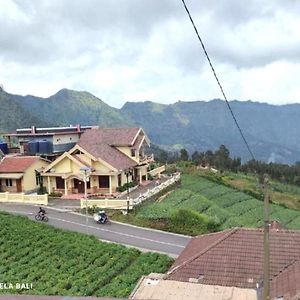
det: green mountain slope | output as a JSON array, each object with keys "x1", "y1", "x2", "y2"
[
  {"x1": 0, "y1": 88, "x2": 48, "y2": 133},
  {"x1": 121, "y1": 100, "x2": 300, "y2": 163},
  {"x1": 13, "y1": 88, "x2": 133, "y2": 127},
  {"x1": 2, "y1": 87, "x2": 300, "y2": 163}
]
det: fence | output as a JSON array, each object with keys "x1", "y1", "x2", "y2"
[
  {"x1": 80, "y1": 173, "x2": 180, "y2": 210},
  {"x1": 0, "y1": 192, "x2": 48, "y2": 205},
  {"x1": 80, "y1": 198, "x2": 133, "y2": 210},
  {"x1": 133, "y1": 172, "x2": 181, "y2": 205},
  {"x1": 148, "y1": 165, "x2": 166, "y2": 177}
]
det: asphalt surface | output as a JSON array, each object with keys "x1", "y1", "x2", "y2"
[{"x1": 0, "y1": 203, "x2": 190, "y2": 257}]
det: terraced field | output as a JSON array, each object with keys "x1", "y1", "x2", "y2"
[
  {"x1": 137, "y1": 174, "x2": 300, "y2": 230},
  {"x1": 0, "y1": 212, "x2": 173, "y2": 297}
]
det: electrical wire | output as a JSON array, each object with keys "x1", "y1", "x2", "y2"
[{"x1": 180, "y1": 0, "x2": 256, "y2": 161}]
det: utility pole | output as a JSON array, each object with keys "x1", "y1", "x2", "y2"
[{"x1": 263, "y1": 174, "x2": 270, "y2": 300}]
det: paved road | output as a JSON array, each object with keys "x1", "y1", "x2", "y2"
[{"x1": 0, "y1": 203, "x2": 190, "y2": 257}]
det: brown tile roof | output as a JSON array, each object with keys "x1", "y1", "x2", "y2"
[
  {"x1": 270, "y1": 259, "x2": 300, "y2": 300},
  {"x1": 167, "y1": 227, "x2": 300, "y2": 293},
  {"x1": 77, "y1": 128, "x2": 141, "y2": 170},
  {"x1": 0, "y1": 156, "x2": 40, "y2": 173},
  {"x1": 133, "y1": 132, "x2": 146, "y2": 149},
  {"x1": 79, "y1": 127, "x2": 141, "y2": 146}
]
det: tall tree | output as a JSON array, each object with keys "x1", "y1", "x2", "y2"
[{"x1": 180, "y1": 148, "x2": 189, "y2": 161}]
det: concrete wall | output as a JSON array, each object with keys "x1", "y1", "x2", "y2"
[
  {"x1": 53, "y1": 133, "x2": 80, "y2": 145},
  {"x1": 23, "y1": 159, "x2": 49, "y2": 192},
  {"x1": 116, "y1": 146, "x2": 139, "y2": 163}
]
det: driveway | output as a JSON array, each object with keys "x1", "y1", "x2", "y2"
[{"x1": 0, "y1": 203, "x2": 190, "y2": 257}]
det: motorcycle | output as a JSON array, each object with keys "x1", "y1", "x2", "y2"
[
  {"x1": 35, "y1": 213, "x2": 48, "y2": 222},
  {"x1": 93, "y1": 212, "x2": 110, "y2": 225}
]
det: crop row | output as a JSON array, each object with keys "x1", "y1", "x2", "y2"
[
  {"x1": 137, "y1": 173, "x2": 300, "y2": 231},
  {"x1": 0, "y1": 212, "x2": 173, "y2": 297}
]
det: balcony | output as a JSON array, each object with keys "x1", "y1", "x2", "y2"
[{"x1": 139, "y1": 153, "x2": 154, "y2": 164}]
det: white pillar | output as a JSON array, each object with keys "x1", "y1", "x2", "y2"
[
  {"x1": 47, "y1": 176, "x2": 51, "y2": 193},
  {"x1": 139, "y1": 169, "x2": 142, "y2": 184},
  {"x1": 109, "y1": 175, "x2": 112, "y2": 194},
  {"x1": 64, "y1": 178, "x2": 67, "y2": 195}
]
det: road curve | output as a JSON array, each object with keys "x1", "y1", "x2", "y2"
[{"x1": 0, "y1": 203, "x2": 190, "y2": 257}]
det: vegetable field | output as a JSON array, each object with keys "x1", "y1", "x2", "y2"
[
  {"x1": 0, "y1": 212, "x2": 173, "y2": 298},
  {"x1": 137, "y1": 174, "x2": 300, "y2": 230}
]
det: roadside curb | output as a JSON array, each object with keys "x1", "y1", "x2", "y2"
[
  {"x1": 70, "y1": 211, "x2": 191, "y2": 239},
  {"x1": 97, "y1": 238, "x2": 178, "y2": 258}
]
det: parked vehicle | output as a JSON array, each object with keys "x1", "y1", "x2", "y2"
[
  {"x1": 35, "y1": 213, "x2": 48, "y2": 222},
  {"x1": 93, "y1": 211, "x2": 110, "y2": 225}
]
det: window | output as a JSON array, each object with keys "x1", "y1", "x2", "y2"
[
  {"x1": 5, "y1": 179, "x2": 13, "y2": 187},
  {"x1": 118, "y1": 174, "x2": 122, "y2": 187},
  {"x1": 56, "y1": 177, "x2": 65, "y2": 189},
  {"x1": 131, "y1": 149, "x2": 136, "y2": 157}
]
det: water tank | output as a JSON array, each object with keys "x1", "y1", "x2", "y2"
[
  {"x1": 0, "y1": 142, "x2": 8, "y2": 154},
  {"x1": 28, "y1": 141, "x2": 39, "y2": 155},
  {"x1": 38, "y1": 140, "x2": 52, "y2": 154}
]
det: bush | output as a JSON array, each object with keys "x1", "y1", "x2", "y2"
[
  {"x1": 87, "y1": 205, "x2": 102, "y2": 215},
  {"x1": 116, "y1": 181, "x2": 137, "y2": 193},
  {"x1": 168, "y1": 209, "x2": 217, "y2": 235},
  {"x1": 49, "y1": 192, "x2": 63, "y2": 197},
  {"x1": 37, "y1": 186, "x2": 47, "y2": 195}
]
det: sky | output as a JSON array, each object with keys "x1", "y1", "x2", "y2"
[{"x1": 1, "y1": 0, "x2": 300, "y2": 108}]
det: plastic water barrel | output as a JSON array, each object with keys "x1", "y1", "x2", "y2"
[
  {"x1": 28, "y1": 141, "x2": 39, "y2": 155},
  {"x1": 0, "y1": 142, "x2": 8, "y2": 154}
]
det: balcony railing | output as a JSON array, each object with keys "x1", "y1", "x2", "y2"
[{"x1": 139, "y1": 154, "x2": 154, "y2": 164}]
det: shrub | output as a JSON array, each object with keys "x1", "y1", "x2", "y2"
[
  {"x1": 37, "y1": 186, "x2": 48, "y2": 195},
  {"x1": 116, "y1": 181, "x2": 137, "y2": 193},
  {"x1": 49, "y1": 192, "x2": 63, "y2": 197},
  {"x1": 168, "y1": 209, "x2": 215, "y2": 235}
]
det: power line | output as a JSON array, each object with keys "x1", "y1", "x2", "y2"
[{"x1": 180, "y1": 0, "x2": 256, "y2": 161}]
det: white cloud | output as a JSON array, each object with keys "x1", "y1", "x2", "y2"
[{"x1": 1, "y1": 0, "x2": 300, "y2": 106}]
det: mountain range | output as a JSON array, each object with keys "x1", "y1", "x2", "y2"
[{"x1": 0, "y1": 87, "x2": 299, "y2": 164}]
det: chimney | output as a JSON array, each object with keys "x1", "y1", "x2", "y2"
[
  {"x1": 77, "y1": 124, "x2": 81, "y2": 132},
  {"x1": 31, "y1": 126, "x2": 36, "y2": 134}
]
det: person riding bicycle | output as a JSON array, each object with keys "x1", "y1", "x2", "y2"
[{"x1": 38, "y1": 206, "x2": 46, "y2": 217}]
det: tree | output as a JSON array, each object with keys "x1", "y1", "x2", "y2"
[
  {"x1": 191, "y1": 151, "x2": 200, "y2": 164},
  {"x1": 214, "y1": 145, "x2": 231, "y2": 171},
  {"x1": 180, "y1": 148, "x2": 189, "y2": 161}
]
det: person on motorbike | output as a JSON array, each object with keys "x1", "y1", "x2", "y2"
[{"x1": 98, "y1": 210, "x2": 107, "y2": 223}]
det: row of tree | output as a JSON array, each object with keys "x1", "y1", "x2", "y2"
[{"x1": 151, "y1": 144, "x2": 300, "y2": 186}]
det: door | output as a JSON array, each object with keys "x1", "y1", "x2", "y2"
[
  {"x1": 74, "y1": 179, "x2": 85, "y2": 193},
  {"x1": 99, "y1": 176, "x2": 109, "y2": 188},
  {"x1": 16, "y1": 179, "x2": 22, "y2": 192}
]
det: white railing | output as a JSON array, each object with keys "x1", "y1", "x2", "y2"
[
  {"x1": 133, "y1": 173, "x2": 181, "y2": 205},
  {"x1": 0, "y1": 192, "x2": 48, "y2": 205},
  {"x1": 148, "y1": 165, "x2": 166, "y2": 177},
  {"x1": 139, "y1": 154, "x2": 154, "y2": 164},
  {"x1": 82, "y1": 173, "x2": 180, "y2": 210},
  {"x1": 80, "y1": 198, "x2": 133, "y2": 210}
]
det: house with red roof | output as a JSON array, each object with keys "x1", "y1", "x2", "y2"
[
  {"x1": 132, "y1": 223, "x2": 300, "y2": 300},
  {"x1": 42, "y1": 127, "x2": 154, "y2": 196},
  {"x1": 0, "y1": 156, "x2": 49, "y2": 193}
]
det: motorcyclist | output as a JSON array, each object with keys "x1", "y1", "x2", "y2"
[{"x1": 98, "y1": 210, "x2": 107, "y2": 223}]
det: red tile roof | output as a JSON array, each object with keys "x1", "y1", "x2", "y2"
[
  {"x1": 270, "y1": 259, "x2": 300, "y2": 300},
  {"x1": 77, "y1": 128, "x2": 142, "y2": 170},
  {"x1": 167, "y1": 226, "x2": 300, "y2": 298},
  {"x1": 0, "y1": 156, "x2": 40, "y2": 173},
  {"x1": 79, "y1": 127, "x2": 141, "y2": 146}
]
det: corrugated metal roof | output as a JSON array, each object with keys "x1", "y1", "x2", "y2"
[{"x1": 131, "y1": 274, "x2": 258, "y2": 300}]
